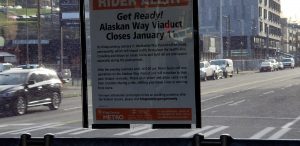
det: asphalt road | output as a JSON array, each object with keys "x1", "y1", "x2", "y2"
[{"x1": 0, "y1": 68, "x2": 300, "y2": 140}]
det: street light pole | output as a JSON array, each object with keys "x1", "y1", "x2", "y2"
[
  {"x1": 37, "y1": 0, "x2": 42, "y2": 65},
  {"x1": 238, "y1": 19, "x2": 244, "y2": 71},
  {"x1": 60, "y1": 26, "x2": 63, "y2": 71},
  {"x1": 266, "y1": 25, "x2": 269, "y2": 59},
  {"x1": 223, "y1": 15, "x2": 231, "y2": 58},
  {"x1": 219, "y1": 0, "x2": 223, "y2": 59},
  {"x1": 26, "y1": 0, "x2": 29, "y2": 64},
  {"x1": 240, "y1": 42, "x2": 243, "y2": 71}
]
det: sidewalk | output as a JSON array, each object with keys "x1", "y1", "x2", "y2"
[
  {"x1": 234, "y1": 70, "x2": 257, "y2": 75},
  {"x1": 62, "y1": 83, "x2": 82, "y2": 98}
]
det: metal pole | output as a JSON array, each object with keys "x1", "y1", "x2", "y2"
[
  {"x1": 223, "y1": 15, "x2": 230, "y2": 58},
  {"x1": 79, "y1": 0, "x2": 89, "y2": 128},
  {"x1": 240, "y1": 42, "x2": 243, "y2": 71},
  {"x1": 220, "y1": 0, "x2": 223, "y2": 59},
  {"x1": 227, "y1": 15, "x2": 231, "y2": 58},
  {"x1": 37, "y1": 0, "x2": 42, "y2": 65},
  {"x1": 60, "y1": 26, "x2": 63, "y2": 71},
  {"x1": 266, "y1": 25, "x2": 269, "y2": 59},
  {"x1": 26, "y1": 0, "x2": 29, "y2": 64}
]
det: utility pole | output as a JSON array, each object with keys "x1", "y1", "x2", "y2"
[
  {"x1": 266, "y1": 25, "x2": 269, "y2": 59},
  {"x1": 240, "y1": 41, "x2": 243, "y2": 71},
  {"x1": 37, "y1": 0, "x2": 42, "y2": 65},
  {"x1": 26, "y1": 0, "x2": 29, "y2": 64},
  {"x1": 223, "y1": 15, "x2": 231, "y2": 58},
  {"x1": 219, "y1": 0, "x2": 223, "y2": 59},
  {"x1": 60, "y1": 26, "x2": 64, "y2": 71}
]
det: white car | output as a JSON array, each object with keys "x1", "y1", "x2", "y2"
[
  {"x1": 200, "y1": 61, "x2": 220, "y2": 81},
  {"x1": 266, "y1": 59, "x2": 279, "y2": 71},
  {"x1": 281, "y1": 58, "x2": 295, "y2": 69},
  {"x1": 260, "y1": 61, "x2": 274, "y2": 72}
]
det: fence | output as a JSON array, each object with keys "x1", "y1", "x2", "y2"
[
  {"x1": 233, "y1": 59, "x2": 265, "y2": 72},
  {"x1": 44, "y1": 64, "x2": 82, "y2": 86}
]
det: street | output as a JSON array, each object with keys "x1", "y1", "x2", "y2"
[{"x1": 0, "y1": 68, "x2": 300, "y2": 139}]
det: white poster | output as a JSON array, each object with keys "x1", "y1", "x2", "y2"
[{"x1": 90, "y1": 0, "x2": 197, "y2": 125}]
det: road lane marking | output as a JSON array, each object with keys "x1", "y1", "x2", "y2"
[
  {"x1": 249, "y1": 127, "x2": 275, "y2": 139},
  {"x1": 201, "y1": 73, "x2": 300, "y2": 95},
  {"x1": 202, "y1": 101, "x2": 234, "y2": 112},
  {"x1": 0, "y1": 123, "x2": 34, "y2": 128},
  {"x1": 64, "y1": 105, "x2": 92, "y2": 111},
  {"x1": 0, "y1": 125, "x2": 7, "y2": 128},
  {"x1": 55, "y1": 127, "x2": 84, "y2": 135},
  {"x1": 268, "y1": 128, "x2": 291, "y2": 139},
  {"x1": 263, "y1": 91, "x2": 274, "y2": 95},
  {"x1": 115, "y1": 125, "x2": 150, "y2": 136},
  {"x1": 232, "y1": 91, "x2": 240, "y2": 93},
  {"x1": 282, "y1": 116, "x2": 300, "y2": 128},
  {"x1": 201, "y1": 95, "x2": 224, "y2": 102},
  {"x1": 130, "y1": 129, "x2": 157, "y2": 136},
  {"x1": 12, "y1": 123, "x2": 65, "y2": 134},
  {"x1": 246, "y1": 87, "x2": 255, "y2": 90},
  {"x1": 285, "y1": 84, "x2": 292, "y2": 88},
  {"x1": 203, "y1": 126, "x2": 229, "y2": 137},
  {"x1": 0, "y1": 123, "x2": 57, "y2": 135},
  {"x1": 64, "y1": 106, "x2": 81, "y2": 111},
  {"x1": 180, "y1": 125, "x2": 214, "y2": 137},
  {"x1": 70, "y1": 128, "x2": 96, "y2": 135},
  {"x1": 228, "y1": 100, "x2": 246, "y2": 106},
  {"x1": 203, "y1": 115, "x2": 298, "y2": 120}
]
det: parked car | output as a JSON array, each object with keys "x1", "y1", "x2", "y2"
[
  {"x1": 211, "y1": 65, "x2": 224, "y2": 79},
  {"x1": 200, "y1": 61, "x2": 217, "y2": 81},
  {"x1": 0, "y1": 63, "x2": 13, "y2": 72},
  {"x1": 210, "y1": 59, "x2": 234, "y2": 78},
  {"x1": 0, "y1": 68, "x2": 63, "y2": 115},
  {"x1": 58, "y1": 69, "x2": 72, "y2": 83},
  {"x1": 278, "y1": 62, "x2": 284, "y2": 70},
  {"x1": 259, "y1": 61, "x2": 274, "y2": 72},
  {"x1": 281, "y1": 58, "x2": 295, "y2": 69},
  {"x1": 267, "y1": 59, "x2": 279, "y2": 71}
]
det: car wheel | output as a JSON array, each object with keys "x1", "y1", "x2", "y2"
[
  {"x1": 12, "y1": 96, "x2": 27, "y2": 116},
  {"x1": 230, "y1": 71, "x2": 233, "y2": 77},
  {"x1": 49, "y1": 92, "x2": 61, "y2": 110}
]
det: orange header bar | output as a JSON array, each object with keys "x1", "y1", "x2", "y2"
[
  {"x1": 93, "y1": 0, "x2": 189, "y2": 10},
  {"x1": 96, "y1": 108, "x2": 192, "y2": 120}
]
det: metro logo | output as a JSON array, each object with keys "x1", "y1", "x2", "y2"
[{"x1": 93, "y1": 0, "x2": 189, "y2": 10}]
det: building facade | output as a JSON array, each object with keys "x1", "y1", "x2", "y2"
[{"x1": 199, "y1": 0, "x2": 282, "y2": 60}]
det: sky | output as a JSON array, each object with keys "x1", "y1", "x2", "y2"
[{"x1": 281, "y1": 0, "x2": 300, "y2": 23}]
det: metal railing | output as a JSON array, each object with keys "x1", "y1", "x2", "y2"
[{"x1": 0, "y1": 133, "x2": 298, "y2": 146}]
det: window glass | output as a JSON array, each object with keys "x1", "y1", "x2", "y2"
[{"x1": 0, "y1": 0, "x2": 300, "y2": 141}]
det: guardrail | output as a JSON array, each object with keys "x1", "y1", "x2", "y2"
[{"x1": 1, "y1": 133, "x2": 299, "y2": 146}]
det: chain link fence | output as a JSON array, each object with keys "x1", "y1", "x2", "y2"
[{"x1": 233, "y1": 59, "x2": 265, "y2": 72}]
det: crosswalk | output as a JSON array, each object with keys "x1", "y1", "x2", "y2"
[{"x1": 0, "y1": 123, "x2": 297, "y2": 139}]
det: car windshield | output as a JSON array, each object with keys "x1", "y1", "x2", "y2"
[
  {"x1": 282, "y1": 59, "x2": 292, "y2": 62},
  {"x1": 200, "y1": 63, "x2": 204, "y2": 68},
  {"x1": 0, "y1": 73, "x2": 28, "y2": 85},
  {"x1": 261, "y1": 62, "x2": 271, "y2": 65},
  {"x1": 210, "y1": 60, "x2": 226, "y2": 66}
]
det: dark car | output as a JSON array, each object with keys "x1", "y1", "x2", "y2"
[
  {"x1": 0, "y1": 68, "x2": 63, "y2": 115},
  {"x1": 57, "y1": 69, "x2": 72, "y2": 83}
]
